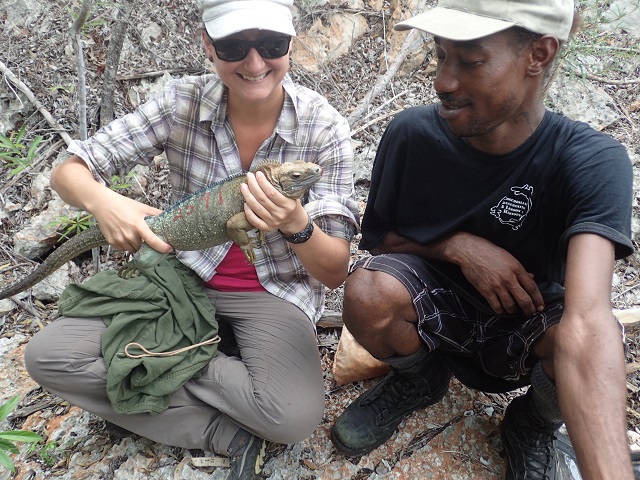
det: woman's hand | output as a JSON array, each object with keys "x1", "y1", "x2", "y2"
[
  {"x1": 50, "y1": 155, "x2": 172, "y2": 255},
  {"x1": 241, "y1": 170, "x2": 350, "y2": 289},
  {"x1": 90, "y1": 189, "x2": 172, "y2": 254},
  {"x1": 240, "y1": 170, "x2": 309, "y2": 235}
]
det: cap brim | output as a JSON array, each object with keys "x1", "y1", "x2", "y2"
[
  {"x1": 394, "y1": 7, "x2": 515, "y2": 41},
  {"x1": 204, "y1": 9, "x2": 296, "y2": 41}
]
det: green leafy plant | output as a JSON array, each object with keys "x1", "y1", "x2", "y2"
[
  {"x1": 560, "y1": 0, "x2": 640, "y2": 79},
  {"x1": 66, "y1": 1, "x2": 115, "y2": 32},
  {"x1": 0, "y1": 126, "x2": 44, "y2": 178},
  {"x1": 26, "y1": 440, "x2": 58, "y2": 467},
  {"x1": 47, "y1": 84, "x2": 76, "y2": 94},
  {"x1": 49, "y1": 212, "x2": 96, "y2": 243},
  {"x1": 0, "y1": 396, "x2": 43, "y2": 473},
  {"x1": 110, "y1": 172, "x2": 135, "y2": 190}
]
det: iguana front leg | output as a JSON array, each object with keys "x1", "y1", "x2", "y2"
[
  {"x1": 226, "y1": 212, "x2": 261, "y2": 264},
  {"x1": 118, "y1": 243, "x2": 170, "y2": 278}
]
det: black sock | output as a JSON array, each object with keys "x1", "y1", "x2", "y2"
[
  {"x1": 377, "y1": 344, "x2": 431, "y2": 371},
  {"x1": 529, "y1": 361, "x2": 562, "y2": 425}
]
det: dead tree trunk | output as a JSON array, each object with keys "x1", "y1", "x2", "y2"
[{"x1": 100, "y1": 1, "x2": 136, "y2": 127}]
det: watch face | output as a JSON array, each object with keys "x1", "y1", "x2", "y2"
[{"x1": 291, "y1": 231, "x2": 312, "y2": 243}]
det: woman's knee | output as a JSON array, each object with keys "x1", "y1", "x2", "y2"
[
  {"x1": 24, "y1": 317, "x2": 105, "y2": 389},
  {"x1": 262, "y1": 386, "x2": 325, "y2": 444},
  {"x1": 23, "y1": 326, "x2": 54, "y2": 384}
]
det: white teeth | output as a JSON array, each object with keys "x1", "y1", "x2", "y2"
[{"x1": 241, "y1": 73, "x2": 267, "y2": 81}]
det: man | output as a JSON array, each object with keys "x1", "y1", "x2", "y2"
[{"x1": 330, "y1": 0, "x2": 635, "y2": 478}]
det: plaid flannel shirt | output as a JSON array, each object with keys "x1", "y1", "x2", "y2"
[{"x1": 68, "y1": 74, "x2": 359, "y2": 323}]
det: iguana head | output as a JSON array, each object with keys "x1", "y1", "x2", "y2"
[{"x1": 256, "y1": 161, "x2": 323, "y2": 199}]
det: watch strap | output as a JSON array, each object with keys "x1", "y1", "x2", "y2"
[{"x1": 279, "y1": 214, "x2": 314, "y2": 244}]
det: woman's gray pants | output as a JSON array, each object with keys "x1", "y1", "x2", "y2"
[{"x1": 24, "y1": 289, "x2": 325, "y2": 456}]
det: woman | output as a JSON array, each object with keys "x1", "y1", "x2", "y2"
[{"x1": 24, "y1": 1, "x2": 359, "y2": 478}]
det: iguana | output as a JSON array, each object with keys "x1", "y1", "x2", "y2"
[{"x1": 0, "y1": 161, "x2": 322, "y2": 300}]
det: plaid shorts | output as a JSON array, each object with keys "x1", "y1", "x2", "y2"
[{"x1": 351, "y1": 254, "x2": 566, "y2": 392}]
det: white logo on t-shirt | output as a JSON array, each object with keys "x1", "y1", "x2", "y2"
[{"x1": 490, "y1": 184, "x2": 533, "y2": 231}]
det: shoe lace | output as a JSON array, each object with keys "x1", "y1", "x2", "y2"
[
  {"x1": 512, "y1": 422, "x2": 557, "y2": 480},
  {"x1": 254, "y1": 439, "x2": 266, "y2": 475},
  {"x1": 364, "y1": 373, "x2": 425, "y2": 421}
]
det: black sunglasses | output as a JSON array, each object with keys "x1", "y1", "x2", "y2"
[{"x1": 210, "y1": 35, "x2": 292, "y2": 62}]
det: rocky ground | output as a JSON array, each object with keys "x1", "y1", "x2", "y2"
[{"x1": 1, "y1": 0, "x2": 640, "y2": 479}]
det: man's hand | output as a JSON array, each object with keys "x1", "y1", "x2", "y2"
[
  {"x1": 375, "y1": 231, "x2": 544, "y2": 316},
  {"x1": 455, "y1": 235, "x2": 544, "y2": 316}
]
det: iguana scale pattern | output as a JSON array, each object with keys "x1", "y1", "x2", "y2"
[{"x1": 0, "y1": 161, "x2": 322, "y2": 300}]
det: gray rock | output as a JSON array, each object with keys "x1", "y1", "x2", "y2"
[
  {"x1": 602, "y1": 0, "x2": 640, "y2": 37},
  {"x1": 0, "y1": 0, "x2": 44, "y2": 32},
  {"x1": 546, "y1": 74, "x2": 620, "y2": 131}
]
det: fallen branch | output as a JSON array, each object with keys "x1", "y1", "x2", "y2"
[
  {"x1": 614, "y1": 307, "x2": 640, "y2": 325},
  {"x1": 316, "y1": 310, "x2": 343, "y2": 329},
  {"x1": 347, "y1": 29, "x2": 422, "y2": 128},
  {"x1": 347, "y1": 0, "x2": 428, "y2": 128},
  {"x1": 0, "y1": 61, "x2": 73, "y2": 146},
  {"x1": 352, "y1": 107, "x2": 403, "y2": 135},
  {"x1": 116, "y1": 67, "x2": 206, "y2": 81},
  {"x1": 7, "y1": 398, "x2": 64, "y2": 421},
  {"x1": 8, "y1": 297, "x2": 42, "y2": 320},
  {"x1": 561, "y1": 64, "x2": 640, "y2": 85}
]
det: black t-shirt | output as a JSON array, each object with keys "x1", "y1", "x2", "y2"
[{"x1": 361, "y1": 105, "x2": 634, "y2": 310}]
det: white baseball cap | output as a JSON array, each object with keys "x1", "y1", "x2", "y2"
[{"x1": 201, "y1": 0, "x2": 297, "y2": 41}]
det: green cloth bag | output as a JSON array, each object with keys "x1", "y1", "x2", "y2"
[{"x1": 59, "y1": 255, "x2": 218, "y2": 415}]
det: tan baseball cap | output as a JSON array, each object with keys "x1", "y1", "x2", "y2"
[{"x1": 394, "y1": 0, "x2": 574, "y2": 41}]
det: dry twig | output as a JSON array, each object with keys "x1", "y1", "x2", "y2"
[
  {"x1": 0, "y1": 61, "x2": 73, "y2": 146},
  {"x1": 116, "y1": 67, "x2": 206, "y2": 81},
  {"x1": 347, "y1": 28, "x2": 422, "y2": 128},
  {"x1": 562, "y1": 64, "x2": 640, "y2": 86}
]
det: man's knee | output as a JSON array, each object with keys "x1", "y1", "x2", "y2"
[
  {"x1": 343, "y1": 268, "x2": 414, "y2": 335},
  {"x1": 531, "y1": 324, "x2": 558, "y2": 379}
]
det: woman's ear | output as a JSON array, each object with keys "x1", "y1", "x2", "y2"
[
  {"x1": 201, "y1": 29, "x2": 215, "y2": 62},
  {"x1": 527, "y1": 35, "x2": 560, "y2": 77}
]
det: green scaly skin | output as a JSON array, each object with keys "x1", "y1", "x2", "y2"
[{"x1": 0, "y1": 161, "x2": 322, "y2": 300}]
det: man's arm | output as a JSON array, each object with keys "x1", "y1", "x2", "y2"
[
  {"x1": 371, "y1": 230, "x2": 544, "y2": 316},
  {"x1": 553, "y1": 233, "x2": 633, "y2": 479}
]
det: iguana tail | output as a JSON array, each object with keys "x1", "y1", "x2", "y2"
[{"x1": 0, "y1": 226, "x2": 108, "y2": 300}]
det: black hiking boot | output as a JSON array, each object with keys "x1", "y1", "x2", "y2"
[
  {"x1": 331, "y1": 357, "x2": 451, "y2": 457},
  {"x1": 104, "y1": 421, "x2": 133, "y2": 439},
  {"x1": 501, "y1": 394, "x2": 563, "y2": 480},
  {"x1": 227, "y1": 433, "x2": 267, "y2": 480}
]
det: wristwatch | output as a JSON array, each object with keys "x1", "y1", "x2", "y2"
[{"x1": 279, "y1": 214, "x2": 314, "y2": 244}]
